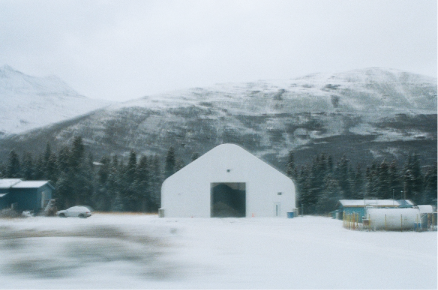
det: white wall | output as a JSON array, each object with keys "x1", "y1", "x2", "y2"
[{"x1": 161, "y1": 144, "x2": 296, "y2": 218}]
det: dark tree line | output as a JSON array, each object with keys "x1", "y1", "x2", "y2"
[
  {"x1": 286, "y1": 151, "x2": 437, "y2": 215},
  {"x1": 0, "y1": 136, "x2": 186, "y2": 212},
  {"x1": 0, "y1": 137, "x2": 435, "y2": 215}
]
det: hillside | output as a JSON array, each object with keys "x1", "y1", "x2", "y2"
[
  {"x1": 0, "y1": 67, "x2": 436, "y2": 168},
  {"x1": 0, "y1": 65, "x2": 110, "y2": 136}
]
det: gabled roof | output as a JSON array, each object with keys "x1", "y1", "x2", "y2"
[
  {"x1": 170, "y1": 143, "x2": 291, "y2": 180},
  {"x1": 0, "y1": 179, "x2": 54, "y2": 190},
  {"x1": 12, "y1": 181, "x2": 53, "y2": 189},
  {"x1": 339, "y1": 199, "x2": 413, "y2": 207},
  {"x1": 0, "y1": 179, "x2": 22, "y2": 189}
]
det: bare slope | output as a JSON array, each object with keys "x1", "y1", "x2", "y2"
[{"x1": 0, "y1": 65, "x2": 110, "y2": 136}]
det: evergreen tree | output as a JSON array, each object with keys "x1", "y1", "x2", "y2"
[
  {"x1": 54, "y1": 136, "x2": 92, "y2": 208},
  {"x1": 175, "y1": 158, "x2": 185, "y2": 172},
  {"x1": 74, "y1": 153, "x2": 94, "y2": 206},
  {"x1": 93, "y1": 156, "x2": 111, "y2": 211},
  {"x1": 112, "y1": 192, "x2": 124, "y2": 212},
  {"x1": 150, "y1": 155, "x2": 162, "y2": 211},
  {"x1": 352, "y1": 164, "x2": 365, "y2": 199},
  {"x1": 191, "y1": 152, "x2": 200, "y2": 162},
  {"x1": 21, "y1": 152, "x2": 34, "y2": 180},
  {"x1": 297, "y1": 165, "x2": 316, "y2": 214},
  {"x1": 403, "y1": 153, "x2": 423, "y2": 203},
  {"x1": 307, "y1": 161, "x2": 321, "y2": 214},
  {"x1": 365, "y1": 163, "x2": 378, "y2": 198},
  {"x1": 336, "y1": 155, "x2": 352, "y2": 198},
  {"x1": 286, "y1": 151, "x2": 297, "y2": 180},
  {"x1": 316, "y1": 174, "x2": 343, "y2": 214},
  {"x1": 164, "y1": 147, "x2": 176, "y2": 179},
  {"x1": 69, "y1": 136, "x2": 85, "y2": 170},
  {"x1": 423, "y1": 162, "x2": 437, "y2": 205},
  {"x1": 123, "y1": 150, "x2": 138, "y2": 211},
  {"x1": 327, "y1": 155, "x2": 334, "y2": 174},
  {"x1": 108, "y1": 155, "x2": 122, "y2": 211},
  {"x1": 57, "y1": 146, "x2": 71, "y2": 173},
  {"x1": 56, "y1": 171, "x2": 74, "y2": 208},
  {"x1": 33, "y1": 155, "x2": 44, "y2": 180},
  {"x1": 377, "y1": 160, "x2": 391, "y2": 198},
  {"x1": 388, "y1": 161, "x2": 402, "y2": 200},
  {"x1": 46, "y1": 153, "x2": 58, "y2": 183},
  {"x1": 136, "y1": 155, "x2": 150, "y2": 212},
  {"x1": 43, "y1": 143, "x2": 52, "y2": 179},
  {"x1": 7, "y1": 150, "x2": 20, "y2": 178},
  {"x1": 0, "y1": 162, "x2": 4, "y2": 177}
]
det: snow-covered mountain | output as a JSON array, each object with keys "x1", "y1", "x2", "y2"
[
  {"x1": 0, "y1": 65, "x2": 110, "y2": 136},
  {"x1": 1, "y1": 67, "x2": 436, "y2": 167}
]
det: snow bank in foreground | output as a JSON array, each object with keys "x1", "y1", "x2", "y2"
[{"x1": 0, "y1": 214, "x2": 436, "y2": 289}]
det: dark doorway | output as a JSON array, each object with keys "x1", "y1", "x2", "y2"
[{"x1": 211, "y1": 183, "x2": 246, "y2": 217}]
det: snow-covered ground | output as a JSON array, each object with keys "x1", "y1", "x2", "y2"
[{"x1": 0, "y1": 214, "x2": 436, "y2": 289}]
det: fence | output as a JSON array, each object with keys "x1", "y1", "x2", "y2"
[{"x1": 343, "y1": 212, "x2": 361, "y2": 230}]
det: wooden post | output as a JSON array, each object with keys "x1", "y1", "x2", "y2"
[
  {"x1": 401, "y1": 214, "x2": 403, "y2": 232},
  {"x1": 356, "y1": 213, "x2": 358, "y2": 229},
  {"x1": 351, "y1": 213, "x2": 356, "y2": 230},
  {"x1": 343, "y1": 212, "x2": 345, "y2": 228},
  {"x1": 416, "y1": 214, "x2": 419, "y2": 232},
  {"x1": 368, "y1": 214, "x2": 371, "y2": 231},
  {"x1": 356, "y1": 213, "x2": 359, "y2": 229},
  {"x1": 432, "y1": 213, "x2": 435, "y2": 230}
]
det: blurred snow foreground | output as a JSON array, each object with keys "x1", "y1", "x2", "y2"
[{"x1": 0, "y1": 214, "x2": 436, "y2": 289}]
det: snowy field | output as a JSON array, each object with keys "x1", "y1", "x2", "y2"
[{"x1": 0, "y1": 214, "x2": 436, "y2": 289}]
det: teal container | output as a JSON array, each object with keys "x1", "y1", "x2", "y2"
[{"x1": 287, "y1": 212, "x2": 294, "y2": 218}]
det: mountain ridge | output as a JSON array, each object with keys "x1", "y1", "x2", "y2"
[
  {"x1": 0, "y1": 65, "x2": 111, "y2": 136},
  {"x1": 0, "y1": 67, "x2": 436, "y2": 169}
]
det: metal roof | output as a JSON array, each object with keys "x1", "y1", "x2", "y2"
[
  {"x1": 0, "y1": 179, "x2": 53, "y2": 189},
  {"x1": 11, "y1": 181, "x2": 52, "y2": 189},
  {"x1": 0, "y1": 179, "x2": 22, "y2": 189}
]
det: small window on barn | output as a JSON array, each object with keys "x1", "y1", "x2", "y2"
[{"x1": 277, "y1": 192, "x2": 282, "y2": 195}]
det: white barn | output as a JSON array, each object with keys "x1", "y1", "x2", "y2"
[{"x1": 160, "y1": 144, "x2": 296, "y2": 218}]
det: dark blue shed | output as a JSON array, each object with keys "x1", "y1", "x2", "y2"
[
  {"x1": 0, "y1": 179, "x2": 54, "y2": 213},
  {"x1": 0, "y1": 179, "x2": 21, "y2": 210}
]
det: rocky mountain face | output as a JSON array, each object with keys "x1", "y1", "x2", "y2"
[
  {"x1": 0, "y1": 67, "x2": 436, "y2": 169},
  {"x1": 0, "y1": 65, "x2": 110, "y2": 136}
]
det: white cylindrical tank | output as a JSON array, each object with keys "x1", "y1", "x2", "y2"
[{"x1": 366, "y1": 207, "x2": 421, "y2": 231}]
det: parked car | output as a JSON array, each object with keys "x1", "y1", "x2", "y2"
[{"x1": 57, "y1": 206, "x2": 92, "y2": 218}]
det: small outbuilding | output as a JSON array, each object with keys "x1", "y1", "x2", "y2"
[
  {"x1": 160, "y1": 144, "x2": 296, "y2": 218},
  {"x1": 0, "y1": 179, "x2": 54, "y2": 214},
  {"x1": 336, "y1": 199, "x2": 414, "y2": 222}
]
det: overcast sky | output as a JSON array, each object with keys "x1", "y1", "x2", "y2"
[{"x1": 0, "y1": 0, "x2": 436, "y2": 102}]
